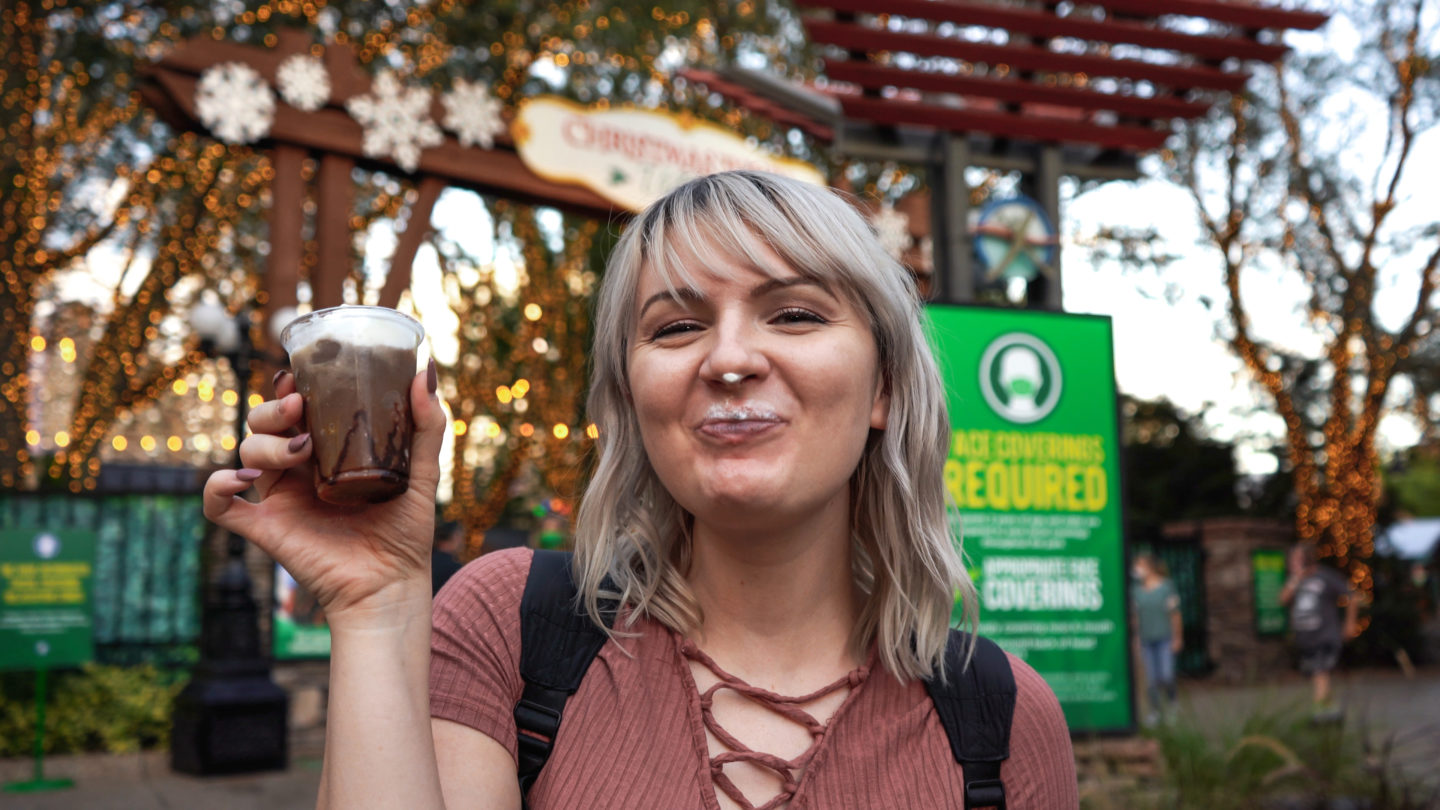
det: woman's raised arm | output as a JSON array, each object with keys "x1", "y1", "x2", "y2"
[{"x1": 203, "y1": 364, "x2": 502, "y2": 809}]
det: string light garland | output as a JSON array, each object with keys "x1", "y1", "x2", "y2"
[
  {"x1": 1168, "y1": 32, "x2": 1440, "y2": 620},
  {"x1": 437, "y1": 205, "x2": 602, "y2": 558},
  {"x1": 7, "y1": 0, "x2": 817, "y2": 545}
]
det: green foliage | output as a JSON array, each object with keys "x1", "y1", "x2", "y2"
[
  {"x1": 1387, "y1": 456, "x2": 1440, "y2": 519},
  {"x1": 1100, "y1": 703, "x2": 1440, "y2": 809},
  {"x1": 0, "y1": 665, "x2": 188, "y2": 757},
  {"x1": 1121, "y1": 395, "x2": 1243, "y2": 540}
]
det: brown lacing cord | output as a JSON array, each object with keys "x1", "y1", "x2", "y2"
[{"x1": 679, "y1": 639, "x2": 871, "y2": 810}]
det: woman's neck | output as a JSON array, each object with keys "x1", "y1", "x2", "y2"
[{"x1": 683, "y1": 502, "x2": 863, "y2": 689}]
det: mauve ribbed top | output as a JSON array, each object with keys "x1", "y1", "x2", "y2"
[{"x1": 431, "y1": 548, "x2": 1079, "y2": 809}]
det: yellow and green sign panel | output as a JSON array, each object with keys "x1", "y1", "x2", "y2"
[
  {"x1": 1, "y1": 530, "x2": 97, "y2": 672},
  {"x1": 928, "y1": 305, "x2": 1133, "y2": 733},
  {"x1": 1252, "y1": 549, "x2": 1289, "y2": 636}
]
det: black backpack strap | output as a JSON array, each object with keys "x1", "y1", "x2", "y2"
[
  {"x1": 924, "y1": 631, "x2": 1017, "y2": 810},
  {"x1": 515, "y1": 549, "x2": 616, "y2": 803}
]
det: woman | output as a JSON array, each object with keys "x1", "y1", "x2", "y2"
[
  {"x1": 1130, "y1": 553, "x2": 1182, "y2": 724},
  {"x1": 204, "y1": 171, "x2": 1077, "y2": 808}
]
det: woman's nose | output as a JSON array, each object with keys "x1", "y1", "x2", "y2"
[{"x1": 698, "y1": 317, "x2": 768, "y2": 386}]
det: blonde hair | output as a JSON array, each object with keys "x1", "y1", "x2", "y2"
[{"x1": 574, "y1": 170, "x2": 976, "y2": 681}]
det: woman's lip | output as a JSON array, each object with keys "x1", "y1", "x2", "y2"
[{"x1": 696, "y1": 419, "x2": 782, "y2": 442}]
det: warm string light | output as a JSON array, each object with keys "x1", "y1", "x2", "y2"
[
  {"x1": 1192, "y1": 64, "x2": 1440, "y2": 613},
  {"x1": 8, "y1": 0, "x2": 814, "y2": 506},
  {"x1": 441, "y1": 205, "x2": 602, "y2": 557}
]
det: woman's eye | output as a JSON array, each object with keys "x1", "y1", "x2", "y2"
[
  {"x1": 651, "y1": 321, "x2": 702, "y2": 340},
  {"x1": 774, "y1": 307, "x2": 826, "y2": 325}
]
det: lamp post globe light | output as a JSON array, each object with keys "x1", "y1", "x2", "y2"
[{"x1": 171, "y1": 302, "x2": 289, "y2": 776}]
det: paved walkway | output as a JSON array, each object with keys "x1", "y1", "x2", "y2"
[
  {"x1": 0, "y1": 753, "x2": 323, "y2": 810},
  {"x1": 4, "y1": 667, "x2": 1438, "y2": 809}
]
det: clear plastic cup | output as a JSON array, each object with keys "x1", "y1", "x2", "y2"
[{"x1": 279, "y1": 306, "x2": 425, "y2": 506}]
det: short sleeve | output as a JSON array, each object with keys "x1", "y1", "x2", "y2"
[
  {"x1": 1165, "y1": 581, "x2": 1181, "y2": 612},
  {"x1": 1001, "y1": 653, "x2": 1080, "y2": 808},
  {"x1": 430, "y1": 547, "x2": 534, "y2": 762}
]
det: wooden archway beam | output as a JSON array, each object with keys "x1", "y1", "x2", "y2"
[{"x1": 140, "y1": 68, "x2": 619, "y2": 221}]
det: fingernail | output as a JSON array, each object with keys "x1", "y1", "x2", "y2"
[
  {"x1": 272, "y1": 369, "x2": 289, "y2": 389},
  {"x1": 427, "y1": 357, "x2": 438, "y2": 394},
  {"x1": 236, "y1": 468, "x2": 263, "y2": 482},
  {"x1": 288, "y1": 433, "x2": 311, "y2": 453}
]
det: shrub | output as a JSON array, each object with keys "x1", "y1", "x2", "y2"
[
  {"x1": 1140, "y1": 701, "x2": 1440, "y2": 809},
  {"x1": 0, "y1": 665, "x2": 188, "y2": 757}
]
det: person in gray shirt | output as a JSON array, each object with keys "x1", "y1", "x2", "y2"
[{"x1": 1280, "y1": 542, "x2": 1360, "y2": 719}]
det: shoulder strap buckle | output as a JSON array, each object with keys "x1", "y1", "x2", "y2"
[{"x1": 964, "y1": 776, "x2": 1006, "y2": 810}]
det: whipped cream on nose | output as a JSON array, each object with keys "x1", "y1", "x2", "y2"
[{"x1": 703, "y1": 402, "x2": 780, "y2": 422}]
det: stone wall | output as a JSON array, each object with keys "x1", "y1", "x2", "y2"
[{"x1": 1164, "y1": 517, "x2": 1293, "y2": 683}]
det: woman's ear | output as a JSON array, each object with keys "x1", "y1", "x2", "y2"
[{"x1": 870, "y1": 373, "x2": 890, "y2": 430}]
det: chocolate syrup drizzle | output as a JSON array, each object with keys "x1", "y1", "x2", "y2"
[{"x1": 322, "y1": 398, "x2": 410, "y2": 485}]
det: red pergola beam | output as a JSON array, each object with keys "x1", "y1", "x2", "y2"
[
  {"x1": 678, "y1": 68, "x2": 836, "y2": 140},
  {"x1": 1072, "y1": 0, "x2": 1328, "y2": 31},
  {"x1": 837, "y1": 95, "x2": 1169, "y2": 151},
  {"x1": 798, "y1": 0, "x2": 1288, "y2": 63},
  {"x1": 805, "y1": 19, "x2": 1249, "y2": 91},
  {"x1": 823, "y1": 59, "x2": 1212, "y2": 120}
]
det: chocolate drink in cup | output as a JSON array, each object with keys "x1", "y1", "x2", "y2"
[{"x1": 280, "y1": 306, "x2": 425, "y2": 506}]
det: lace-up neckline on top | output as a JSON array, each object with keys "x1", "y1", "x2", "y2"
[{"x1": 677, "y1": 637, "x2": 873, "y2": 810}]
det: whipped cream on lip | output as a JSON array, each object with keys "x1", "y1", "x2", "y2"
[{"x1": 695, "y1": 401, "x2": 784, "y2": 442}]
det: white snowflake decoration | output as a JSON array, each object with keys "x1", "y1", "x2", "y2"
[
  {"x1": 441, "y1": 78, "x2": 506, "y2": 149},
  {"x1": 872, "y1": 204, "x2": 912, "y2": 261},
  {"x1": 346, "y1": 70, "x2": 443, "y2": 173},
  {"x1": 277, "y1": 53, "x2": 330, "y2": 112},
  {"x1": 195, "y1": 62, "x2": 275, "y2": 145}
]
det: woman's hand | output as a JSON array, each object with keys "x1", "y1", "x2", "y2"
[{"x1": 202, "y1": 361, "x2": 446, "y2": 628}]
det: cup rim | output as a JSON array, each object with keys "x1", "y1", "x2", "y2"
[{"x1": 279, "y1": 305, "x2": 424, "y2": 352}]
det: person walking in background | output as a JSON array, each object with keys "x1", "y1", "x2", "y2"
[
  {"x1": 1280, "y1": 542, "x2": 1360, "y2": 721},
  {"x1": 1131, "y1": 552, "x2": 1182, "y2": 725},
  {"x1": 431, "y1": 520, "x2": 464, "y2": 596}
]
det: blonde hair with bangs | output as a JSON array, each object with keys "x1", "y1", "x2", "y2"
[{"x1": 574, "y1": 170, "x2": 977, "y2": 681}]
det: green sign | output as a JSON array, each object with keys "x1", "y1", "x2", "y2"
[
  {"x1": 274, "y1": 563, "x2": 330, "y2": 659},
  {"x1": 1252, "y1": 549, "x2": 1289, "y2": 636},
  {"x1": 928, "y1": 305, "x2": 1133, "y2": 733},
  {"x1": 0, "y1": 530, "x2": 97, "y2": 671}
]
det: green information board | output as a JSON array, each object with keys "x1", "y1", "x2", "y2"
[
  {"x1": 1252, "y1": 549, "x2": 1289, "y2": 636},
  {"x1": 274, "y1": 563, "x2": 331, "y2": 659},
  {"x1": 0, "y1": 530, "x2": 97, "y2": 671},
  {"x1": 927, "y1": 305, "x2": 1134, "y2": 733}
]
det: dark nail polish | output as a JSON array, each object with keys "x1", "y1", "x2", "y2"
[
  {"x1": 427, "y1": 357, "x2": 438, "y2": 394},
  {"x1": 288, "y1": 433, "x2": 311, "y2": 453},
  {"x1": 272, "y1": 369, "x2": 288, "y2": 389},
  {"x1": 236, "y1": 468, "x2": 263, "y2": 482}
]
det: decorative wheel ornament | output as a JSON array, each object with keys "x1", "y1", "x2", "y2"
[
  {"x1": 871, "y1": 203, "x2": 913, "y2": 261},
  {"x1": 195, "y1": 62, "x2": 275, "y2": 144},
  {"x1": 972, "y1": 196, "x2": 1059, "y2": 282},
  {"x1": 442, "y1": 79, "x2": 506, "y2": 149},
  {"x1": 346, "y1": 70, "x2": 443, "y2": 173},
  {"x1": 277, "y1": 53, "x2": 330, "y2": 112}
]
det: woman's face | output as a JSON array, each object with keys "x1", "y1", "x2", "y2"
[{"x1": 627, "y1": 238, "x2": 889, "y2": 533}]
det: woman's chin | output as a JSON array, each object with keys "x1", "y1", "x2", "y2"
[{"x1": 687, "y1": 483, "x2": 791, "y2": 524}]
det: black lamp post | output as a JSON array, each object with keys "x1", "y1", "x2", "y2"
[{"x1": 171, "y1": 303, "x2": 289, "y2": 775}]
